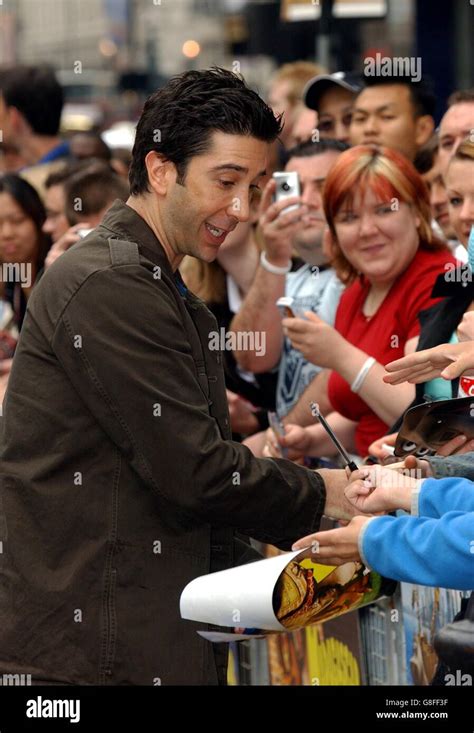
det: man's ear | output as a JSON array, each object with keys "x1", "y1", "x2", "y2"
[
  {"x1": 145, "y1": 151, "x2": 175, "y2": 196},
  {"x1": 414, "y1": 115, "x2": 435, "y2": 149},
  {"x1": 8, "y1": 106, "x2": 27, "y2": 136}
]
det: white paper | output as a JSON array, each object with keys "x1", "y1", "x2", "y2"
[{"x1": 180, "y1": 549, "x2": 304, "y2": 631}]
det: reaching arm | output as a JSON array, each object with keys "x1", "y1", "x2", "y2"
[
  {"x1": 282, "y1": 369, "x2": 333, "y2": 426},
  {"x1": 229, "y1": 264, "x2": 286, "y2": 372},
  {"x1": 359, "y1": 512, "x2": 474, "y2": 590},
  {"x1": 354, "y1": 342, "x2": 417, "y2": 426},
  {"x1": 415, "y1": 476, "x2": 474, "y2": 519},
  {"x1": 283, "y1": 314, "x2": 418, "y2": 427},
  {"x1": 427, "y1": 452, "x2": 474, "y2": 481},
  {"x1": 293, "y1": 508, "x2": 474, "y2": 590},
  {"x1": 384, "y1": 340, "x2": 474, "y2": 385},
  {"x1": 265, "y1": 410, "x2": 357, "y2": 460}
]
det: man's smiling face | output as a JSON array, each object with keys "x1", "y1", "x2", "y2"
[{"x1": 160, "y1": 131, "x2": 268, "y2": 263}]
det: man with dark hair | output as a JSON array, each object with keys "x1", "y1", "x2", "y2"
[
  {"x1": 64, "y1": 162, "x2": 129, "y2": 226},
  {"x1": 0, "y1": 65, "x2": 68, "y2": 195},
  {"x1": 43, "y1": 162, "x2": 129, "y2": 268},
  {"x1": 0, "y1": 68, "x2": 355, "y2": 685},
  {"x1": 69, "y1": 132, "x2": 112, "y2": 163},
  {"x1": 349, "y1": 76, "x2": 435, "y2": 161},
  {"x1": 43, "y1": 162, "x2": 84, "y2": 243}
]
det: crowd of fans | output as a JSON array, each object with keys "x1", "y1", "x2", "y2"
[{"x1": 0, "y1": 60, "x2": 473, "y2": 681}]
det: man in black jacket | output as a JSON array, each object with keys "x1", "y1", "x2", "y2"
[{"x1": 0, "y1": 68, "x2": 357, "y2": 685}]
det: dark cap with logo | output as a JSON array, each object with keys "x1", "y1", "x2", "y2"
[{"x1": 304, "y1": 72, "x2": 364, "y2": 112}]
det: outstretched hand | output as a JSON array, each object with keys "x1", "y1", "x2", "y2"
[
  {"x1": 291, "y1": 516, "x2": 371, "y2": 565},
  {"x1": 344, "y1": 465, "x2": 419, "y2": 514},
  {"x1": 384, "y1": 341, "x2": 474, "y2": 385}
]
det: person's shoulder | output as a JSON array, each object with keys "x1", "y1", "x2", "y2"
[
  {"x1": 337, "y1": 276, "x2": 362, "y2": 306},
  {"x1": 413, "y1": 245, "x2": 456, "y2": 271},
  {"x1": 322, "y1": 268, "x2": 345, "y2": 291},
  {"x1": 398, "y1": 247, "x2": 453, "y2": 293},
  {"x1": 40, "y1": 230, "x2": 116, "y2": 294},
  {"x1": 30, "y1": 231, "x2": 177, "y2": 335},
  {"x1": 286, "y1": 263, "x2": 312, "y2": 289},
  {"x1": 287, "y1": 264, "x2": 337, "y2": 298}
]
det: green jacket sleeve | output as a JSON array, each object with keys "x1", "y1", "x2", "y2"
[{"x1": 51, "y1": 264, "x2": 326, "y2": 549}]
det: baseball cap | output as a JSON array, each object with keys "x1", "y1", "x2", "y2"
[{"x1": 304, "y1": 71, "x2": 364, "y2": 112}]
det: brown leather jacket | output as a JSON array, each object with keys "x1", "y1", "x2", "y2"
[{"x1": 0, "y1": 200, "x2": 326, "y2": 685}]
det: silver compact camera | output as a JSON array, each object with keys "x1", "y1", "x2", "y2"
[{"x1": 272, "y1": 171, "x2": 301, "y2": 214}]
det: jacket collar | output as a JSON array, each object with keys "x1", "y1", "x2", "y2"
[{"x1": 100, "y1": 199, "x2": 174, "y2": 278}]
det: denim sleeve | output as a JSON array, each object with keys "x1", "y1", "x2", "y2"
[{"x1": 427, "y1": 452, "x2": 474, "y2": 480}]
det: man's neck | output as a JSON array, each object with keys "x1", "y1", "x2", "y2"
[
  {"x1": 126, "y1": 195, "x2": 183, "y2": 271},
  {"x1": 217, "y1": 231, "x2": 258, "y2": 296},
  {"x1": 23, "y1": 135, "x2": 63, "y2": 166}
]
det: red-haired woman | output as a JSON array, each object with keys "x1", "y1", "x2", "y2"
[{"x1": 265, "y1": 145, "x2": 456, "y2": 460}]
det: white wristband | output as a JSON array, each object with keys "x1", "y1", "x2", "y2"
[
  {"x1": 260, "y1": 250, "x2": 292, "y2": 275},
  {"x1": 351, "y1": 356, "x2": 376, "y2": 393}
]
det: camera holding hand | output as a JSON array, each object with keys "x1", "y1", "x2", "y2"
[{"x1": 257, "y1": 172, "x2": 307, "y2": 272}]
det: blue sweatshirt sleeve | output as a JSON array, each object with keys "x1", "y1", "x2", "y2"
[
  {"x1": 417, "y1": 477, "x2": 474, "y2": 518},
  {"x1": 360, "y1": 512, "x2": 474, "y2": 590}
]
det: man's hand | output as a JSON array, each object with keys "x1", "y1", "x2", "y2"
[
  {"x1": 384, "y1": 341, "x2": 474, "y2": 384},
  {"x1": 0, "y1": 369, "x2": 9, "y2": 402},
  {"x1": 258, "y1": 178, "x2": 307, "y2": 266},
  {"x1": 316, "y1": 468, "x2": 369, "y2": 522},
  {"x1": 0, "y1": 358, "x2": 13, "y2": 376},
  {"x1": 434, "y1": 433, "x2": 474, "y2": 456},
  {"x1": 291, "y1": 515, "x2": 371, "y2": 564},
  {"x1": 45, "y1": 223, "x2": 92, "y2": 269},
  {"x1": 345, "y1": 465, "x2": 419, "y2": 514},
  {"x1": 283, "y1": 311, "x2": 348, "y2": 369},
  {"x1": 263, "y1": 423, "x2": 311, "y2": 462}
]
